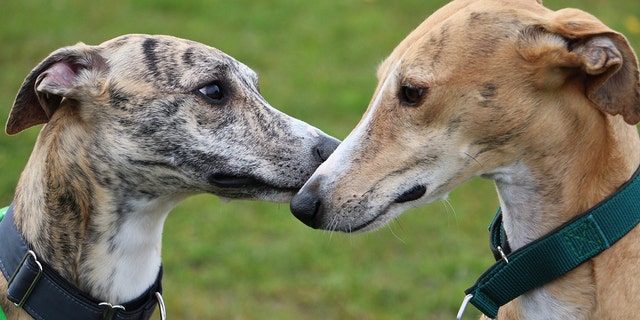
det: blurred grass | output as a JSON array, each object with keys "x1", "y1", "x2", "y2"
[{"x1": 1, "y1": 0, "x2": 638, "y2": 319}]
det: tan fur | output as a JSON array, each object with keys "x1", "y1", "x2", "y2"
[{"x1": 290, "y1": 0, "x2": 640, "y2": 318}]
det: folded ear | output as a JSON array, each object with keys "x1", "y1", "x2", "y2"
[
  {"x1": 518, "y1": 8, "x2": 640, "y2": 125},
  {"x1": 6, "y1": 43, "x2": 106, "y2": 135}
]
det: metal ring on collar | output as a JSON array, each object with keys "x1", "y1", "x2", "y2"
[
  {"x1": 456, "y1": 294, "x2": 474, "y2": 320},
  {"x1": 155, "y1": 292, "x2": 166, "y2": 320},
  {"x1": 497, "y1": 246, "x2": 509, "y2": 264}
]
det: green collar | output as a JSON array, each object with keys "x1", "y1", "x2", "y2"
[{"x1": 458, "y1": 166, "x2": 640, "y2": 319}]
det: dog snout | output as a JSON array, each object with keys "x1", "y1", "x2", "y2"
[
  {"x1": 290, "y1": 184, "x2": 324, "y2": 229},
  {"x1": 290, "y1": 135, "x2": 338, "y2": 228},
  {"x1": 313, "y1": 136, "x2": 340, "y2": 163}
]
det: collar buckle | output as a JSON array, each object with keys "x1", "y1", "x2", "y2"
[
  {"x1": 99, "y1": 302, "x2": 126, "y2": 320},
  {"x1": 7, "y1": 250, "x2": 43, "y2": 308}
]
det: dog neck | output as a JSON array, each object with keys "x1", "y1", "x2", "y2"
[
  {"x1": 487, "y1": 113, "x2": 640, "y2": 318},
  {"x1": 11, "y1": 116, "x2": 185, "y2": 304},
  {"x1": 492, "y1": 115, "x2": 640, "y2": 251}
]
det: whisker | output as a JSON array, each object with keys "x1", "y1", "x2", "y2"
[
  {"x1": 387, "y1": 220, "x2": 406, "y2": 244},
  {"x1": 440, "y1": 198, "x2": 458, "y2": 226},
  {"x1": 327, "y1": 216, "x2": 339, "y2": 241}
]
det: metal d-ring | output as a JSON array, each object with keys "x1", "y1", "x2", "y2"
[
  {"x1": 456, "y1": 294, "x2": 474, "y2": 320},
  {"x1": 155, "y1": 292, "x2": 167, "y2": 320},
  {"x1": 99, "y1": 292, "x2": 166, "y2": 320}
]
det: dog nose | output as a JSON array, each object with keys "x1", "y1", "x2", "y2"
[
  {"x1": 290, "y1": 188, "x2": 322, "y2": 229},
  {"x1": 313, "y1": 136, "x2": 340, "y2": 162}
]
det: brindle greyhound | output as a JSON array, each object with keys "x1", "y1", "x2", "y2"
[
  {"x1": 1, "y1": 34, "x2": 338, "y2": 319},
  {"x1": 290, "y1": 0, "x2": 640, "y2": 318}
]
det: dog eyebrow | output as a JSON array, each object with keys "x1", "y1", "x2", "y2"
[
  {"x1": 179, "y1": 63, "x2": 234, "y2": 92},
  {"x1": 397, "y1": 65, "x2": 433, "y2": 88}
]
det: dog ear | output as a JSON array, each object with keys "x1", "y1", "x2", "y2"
[
  {"x1": 6, "y1": 44, "x2": 105, "y2": 135},
  {"x1": 519, "y1": 9, "x2": 640, "y2": 125}
]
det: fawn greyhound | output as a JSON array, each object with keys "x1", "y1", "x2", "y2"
[
  {"x1": 290, "y1": 0, "x2": 640, "y2": 318},
  {"x1": 0, "y1": 34, "x2": 338, "y2": 319}
]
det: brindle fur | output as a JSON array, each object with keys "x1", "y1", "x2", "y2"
[
  {"x1": 290, "y1": 0, "x2": 640, "y2": 318},
  {"x1": 2, "y1": 34, "x2": 338, "y2": 319}
]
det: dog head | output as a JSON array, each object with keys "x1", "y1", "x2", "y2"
[
  {"x1": 7, "y1": 34, "x2": 339, "y2": 202},
  {"x1": 290, "y1": 0, "x2": 640, "y2": 231}
]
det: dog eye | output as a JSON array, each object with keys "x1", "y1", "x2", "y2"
[
  {"x1": 198, "y1": 82, "x2": 225, "y2": 102},
  {"x1": 399, "y1": 85, "x2": 426, "y2": 106}
]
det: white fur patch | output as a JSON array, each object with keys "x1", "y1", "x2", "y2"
[
  {"x1": 486, "y1": 162, "x2": 543, "y2": 250},
  {"x1": 85, "y1": 196, "x2": 182, "y2": 303},
  {"x1": 520, "y1": 288, "x2": 580, "y2": 320}
]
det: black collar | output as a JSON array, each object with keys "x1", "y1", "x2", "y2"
[{"x1": 0, "y1": 204, "x2": 164, "y2": 320}]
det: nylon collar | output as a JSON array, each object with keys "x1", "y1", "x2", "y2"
[
  {"x1": 458, "y1": 165, "x2": 640, "y2": 319},
  {"x1": 0, "y1": 204, "x2": 165, "y2": 320}
]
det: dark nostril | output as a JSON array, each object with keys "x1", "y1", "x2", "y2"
[
  {"x1": 394, "y1": 185, "x2": 427, "y2": 203},
  {"x1": 290, "y1": 191, "x2": 322, "y2": 229},
  {"x1": 313, "y1": 136, "x2": 340, "y2": 162}
]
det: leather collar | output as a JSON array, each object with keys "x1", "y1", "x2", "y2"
[{"x1": 0, "y1": 204, "x2": 164, "y2": 320}]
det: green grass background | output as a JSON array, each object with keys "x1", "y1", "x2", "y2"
[{"x1": 1, "y1": 0, "x2": 639, "y2": 319}]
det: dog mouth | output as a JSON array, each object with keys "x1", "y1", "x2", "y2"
[
  {"x1": 208, "y1": 174, "x2": 262, "y2": 188},
  {"x1": 393, "y1": 185, "x2": 427, "y2": 203},
  {"x1": 345, "y1": 185, "x2": 427, "y2": 232},
  {"x1": 207, "y1": 173, "x2": 299, "y2": 200},
  {"x1": 348, "y1": 207, "x2": 394, "y2": 233}
]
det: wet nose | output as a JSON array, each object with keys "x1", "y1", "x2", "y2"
[
  {"x1": 312, "y1": 136, "x2": 340, "y2": 163},
  {"x1": 290, "y1": 187, "x2": 322, "y2": 229},
  {"x1": 293, "y1": 135, "x2": 337, "y2": 228}
]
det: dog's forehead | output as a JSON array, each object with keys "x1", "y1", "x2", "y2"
[
  {"x1": 99, "y1": 34, "x2": 257, "y2": 87},
  {"x1": 378, "y1": 0, "x2": 548, "y2": 78}
]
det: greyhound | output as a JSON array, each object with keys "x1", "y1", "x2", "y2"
[
  {"x1": 290, "y1": 0, "x2": 640, "y2": 318},
  {"x1": 0, "y1": 34, "x2": 339, "y2": 320}
]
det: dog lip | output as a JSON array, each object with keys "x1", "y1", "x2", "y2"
[
  {"x1": 345, "y1": 209, "x2": 388, "y2": 233},
  {"x1": 349, "y1": 220, "x2": 374, "y2": 232},
  {"x1": 344, "y1": 185, "x2": 433, "y2": 232},
  {"x1": 208, "y1": 174, "x2": 262, "y2": 188},
  {"x1": 207, "y1": 173, "x2": 300, "y2": 194},
  {"x1": 337, "y1": 204, "x2": 392, "y2": 233},
  {"x1": 393, "y1": 185, "x2": 427, "y2": 203},
  {"x1": 341, "y1": 188, "x2": 423, "y2": 232}
]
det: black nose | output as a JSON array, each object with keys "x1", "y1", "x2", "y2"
[
  {"x1": 290, "y1": 189, "x2": 322, "y2": 229},
  {"x1": 313, "y1": 136, "x2": 340, "y2": 162}
]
